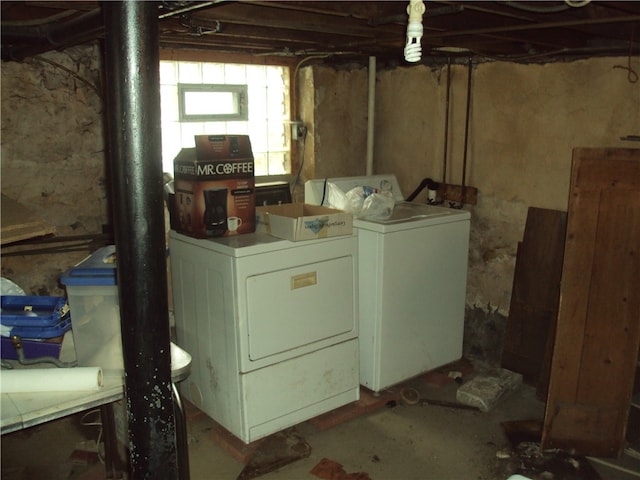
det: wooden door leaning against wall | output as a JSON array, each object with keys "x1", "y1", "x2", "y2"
[{"x1": 542, "y1": 147, "x2": 640, "y2": 458}]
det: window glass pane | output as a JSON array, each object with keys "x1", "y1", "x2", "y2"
[
  {"x1": 178, "y1": 85, "x2": 247, "y2": 121},
  {"x1": 267, "y1": 151, "x2": 289, "y2": 175},
  {"x1": 253, "y1": 151, "x2": 268, "y2": 175},
  {"x1": 160, "y1": 85, "x2": 179, "y2": 122},
  {"x1": 160, "y1": 61, "x2": 177, "y2": 84},
  {"x1": 224, "y1": 121, "x2": 249, "y2": 135},
  {"x1": 202, "y1": 63, "x2": 224, "y2": 82},
  {"x1": 224, "y1": 64, "x2": 246, "y2": 83},
  {"x1": 247, "y1": 65, "x2": 267, "y2": 86},
  {"x1": 249, "y1": 127, "x2": 268, "y2": 153},
  {"x1": 248, "y1": 84, "x2": 267, "y2": 120},
  {"x1": 202, "y1": 121, "x2": 229, "y2": 134},
  {"x1": 266, "y1": 66, "x2": 286, "y2": 85},
  {"x1": 184, "y1": 91, "x2": 237, "y2": 116},
  {"x1": 267, "y1": 92, "x2": 286, "y2": 120},
  {"x1": 180, "y1": 123, "x2": 204, "y2": 146},
  {"x1": 178, "y1": 62, "x2": 201, "y2": 82},
  {"x1": 267, "y1": 124, "x2": 286, "y2": 150},
  {"x1": 161, "y1": 123, "x2": 182, "y2": 162}
]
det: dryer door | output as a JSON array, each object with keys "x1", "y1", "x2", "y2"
[{"x1": 245, "y1": 255, "x2": 355, "y2": 363}]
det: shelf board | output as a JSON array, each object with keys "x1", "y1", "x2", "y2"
[{"x1": 1, "y1": 194, "x2": 56, "y2": 246}]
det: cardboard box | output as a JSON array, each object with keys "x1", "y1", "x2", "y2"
[
  {"x1": 256, "y1": 203, "x2": 352, "y2": 241},
  {"x1": 173, "y1": 134, "x2": 255, "y2": 239}
]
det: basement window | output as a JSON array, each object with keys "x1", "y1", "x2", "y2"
[
  {"x1": 178, "y1": 84, "x2": 248, "y2": 122},
  {"x1": 160, "y1": 60, "x2": 292, "y2": 176}
]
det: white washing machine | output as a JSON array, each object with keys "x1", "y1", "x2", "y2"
[
  {"x1": 305, "y1": 175, "x2": 470, "y2": 392},
  {"x1": 169, "y1": 230, "x2": 359, "y2": 443}
]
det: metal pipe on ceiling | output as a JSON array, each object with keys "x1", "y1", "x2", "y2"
[
  {"x1": 102, "y1": 2, "x2": 179, "y2": 478},
  {"x1": 158, "y1": 1, "x2": 220, "y2": 19}
]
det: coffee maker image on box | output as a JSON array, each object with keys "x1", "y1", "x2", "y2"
[{"x1": 203, "y1": 187, "x2": 228, "y2": 237}]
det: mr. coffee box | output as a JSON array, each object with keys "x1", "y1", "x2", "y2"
[{"x1": 173, "y1": 135, "x2": 255, "y2": 239}]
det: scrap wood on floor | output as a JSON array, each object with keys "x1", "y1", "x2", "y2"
[
  {"x1": 310, "y1": 457, "x2": 371, "y2": 480},
  {"x1": 235, "y1": 428, "x2": 311, "y2": 480}
]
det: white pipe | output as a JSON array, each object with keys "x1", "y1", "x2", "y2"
[{"x1": 366, "y1": 56, "x2": 376, "y2": 176}]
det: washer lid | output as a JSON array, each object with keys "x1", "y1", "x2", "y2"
[{"x1": 354, "y1": 201, "x2": 470, "y2": 233}]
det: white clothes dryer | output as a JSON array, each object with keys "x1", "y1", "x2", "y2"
[
  {"x1": 305, "y1": 174, "x2": 470, "y2": 392},
  {"x1": 169, "y1": 231, "x2": 360, "y2": 443}
]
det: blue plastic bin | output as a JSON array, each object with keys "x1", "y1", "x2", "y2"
[
  {"x1": 1, "y1": 336, "x2": 64, "y2": 361},
  {"x1": 60, "y1": 246, "x2": 117, "y2": 287},
  {"x1": 1, "y1": 295, "x2": 71, "y2": 360},
  {"x1": 60, "y1": 245, "x2": 123, "y2": 372},
  {"x1": 1, "y1": 295, "x2": 70, "y2": 328}
]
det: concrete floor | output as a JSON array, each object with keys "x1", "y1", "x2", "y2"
[{"x1": 1, "y1": 367, "x2": 637, "y2": 480}]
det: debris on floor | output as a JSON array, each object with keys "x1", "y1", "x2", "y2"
[
  {"x1": 309, "y1": 457, "x2": 372, "y2": 480},
  {"x1": 400, "y1": 387, "x2": 420, "y2": 405},
  {"x1": 236, "y1": 428, "x2": 311, "y2": 480},
  {"x1": 456, "y1": 368, "x2": 523, "y2": 411},
  {"x1": 421, "y1": 358, "x2": 474, "y2": 387},
  {"x1": 399, "y1": 386, "x2": 480, "y2": 411},
  {"x1": 504, "y1": 442, "x2": 602, "y2": 480},
  {"x1": 419, "y1": 397, "x2": 481, "y2": 411},
  {"x1": 498, "y1": 419, "x2": 602, "y2": 480}
]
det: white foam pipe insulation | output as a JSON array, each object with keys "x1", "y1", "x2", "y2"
[{"x1": 366, "y1": 56, "x2": 376, "y2": 176}]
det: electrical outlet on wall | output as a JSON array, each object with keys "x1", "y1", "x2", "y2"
[{"x1": 291, "y1": 121, "x2": 307, "y2": 140}]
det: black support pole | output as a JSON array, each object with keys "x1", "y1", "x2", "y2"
[{"x1": 102, "y1": 1, "x2": 178, "y2": 478}]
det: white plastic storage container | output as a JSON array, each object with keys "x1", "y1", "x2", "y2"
[{"x1": 60, "y1": 245, "x2": 123, "y2": 374}]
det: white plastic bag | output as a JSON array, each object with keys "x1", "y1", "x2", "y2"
[
  {"x1": 325, "y1": 182, "x2": 395, "y2": 220},
  {"x1": 325, "y1": 182, "x2": 350, "y2": 212},
  {"x1": 1, "y1": 277, "x2": 26, "y2": 296},
  {"x1": 360, "y1": 190, "x2": 395, "y2": 220}
]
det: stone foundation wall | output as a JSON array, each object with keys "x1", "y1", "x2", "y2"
[{"x1": 1, "y1": 44, "x2": 107, "y2": 295}]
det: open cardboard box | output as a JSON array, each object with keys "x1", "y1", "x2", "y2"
[{"x1": 256, "y1": 203, "x2": 352, "y2": 241}]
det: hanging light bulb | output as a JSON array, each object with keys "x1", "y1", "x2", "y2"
[{"x1": 404, "y1": 0, "x2": 426, "y2": 63}]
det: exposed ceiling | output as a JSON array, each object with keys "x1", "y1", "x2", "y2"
[{"x1": 2, "y1": 1, "x2": 640, "y2": 66}]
